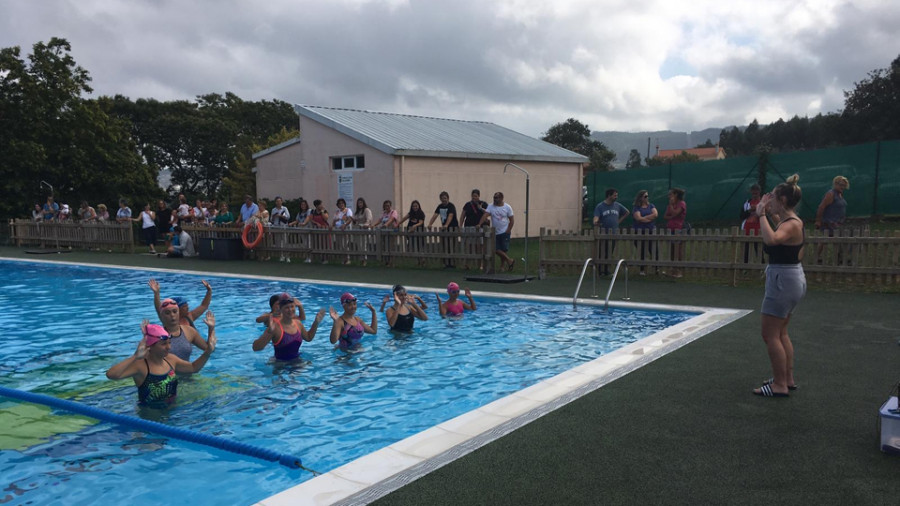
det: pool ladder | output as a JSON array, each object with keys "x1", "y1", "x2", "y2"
[{"x1": 573, "y1": 258, "x2": 629, "y2": 310}]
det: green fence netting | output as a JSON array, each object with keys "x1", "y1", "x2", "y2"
[{"x1": 585, "y1": 140, "x2": 900, "y2": 224}]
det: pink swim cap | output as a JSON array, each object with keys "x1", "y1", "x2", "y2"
[
  {"x1": 144, "y1": 324, "x2": 170, "y2": 347},
  {"x1": 340, "y1": 292, "x2": 357, "y2": 304},
  {"x1": 447, "y1": 282, "x2": 460, "y2": 292}
]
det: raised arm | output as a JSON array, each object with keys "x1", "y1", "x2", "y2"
[
  {"x1": 149, "y1": 279, "x2": 161, "y2": 314},
  {"x1": 329, "y1": 307, "x2": 342, "y2": 344},
  {"x1": 171, "y1": 335, "x2": 216, "y2": 375},
  {"x1": 190, "y1": 280, "x2": 213, "y2": 321},
  {"x1": 436, "y1": 293, "x2": 447, "y2": 318},
  {"x1": 462, "y1": 288, "x2": 477, "y2": 311},
  {"x1": 362, "y1": 302, "x2": 378, "y2": 334},
  {"x1": 106, "y1": 336, "x2": 149, "y2": 381},
  {"x1": 293, "y1": 297, "x2": 306, "y2": 321},
  {"x1": 407, "y1": 295, "x2": 428, "y2": 321},
  {"x1": 303, "y1": 309, "x2": 326, "y2": 342}
]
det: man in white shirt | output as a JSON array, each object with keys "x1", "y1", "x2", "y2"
[{"x1": 478, "y1": 191, "x2": 516, "y2": 272}]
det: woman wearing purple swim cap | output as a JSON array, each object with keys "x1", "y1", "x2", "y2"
[{"x1": 106, "y1": 316, "x2": 217, "y2": 407}]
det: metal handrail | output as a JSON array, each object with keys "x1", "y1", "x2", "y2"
[
  {"x1": 604, "y1": 259, "x2": 630, "y2": 311},
  {"x1": 572, "y1": 257, "x2": 598, "y2": 307}
]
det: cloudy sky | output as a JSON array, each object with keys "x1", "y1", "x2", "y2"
[{"x1": 1, "y1": 0, "x2": 897, "y2": 137}]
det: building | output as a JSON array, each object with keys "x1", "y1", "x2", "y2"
[
  {"x1": 253, "y1": 105, "x2": 588, "y2": 237},
  {"x1": 656, "y1": 146, "x2": 727, "y2": 161}
]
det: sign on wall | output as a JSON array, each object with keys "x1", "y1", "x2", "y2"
[{"x1": 338, "y1": 174, "x2": 354, "y2": 204}]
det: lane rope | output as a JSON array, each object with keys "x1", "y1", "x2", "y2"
[{"x1": 0, "y1": 385, "x2": 319, "y2": 473}]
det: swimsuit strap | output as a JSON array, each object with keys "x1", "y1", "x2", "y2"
[{"x1": 272, "y1": 319, "x2": 285, "y2": 346}]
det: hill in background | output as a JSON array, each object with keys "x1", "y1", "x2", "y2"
[{"x1": 592, "y1": 127, "x2": 729, "y2": 169}]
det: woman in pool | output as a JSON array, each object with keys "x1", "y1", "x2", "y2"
[
  {"x1": 149, "y1": 278, "x2": 212, "y2": 329},
  {"x1": 380, "y1": 284, "x2": 428, "y2": 332},
  {"x1": 157, "y1": 297, "x2": 211, "y2": 361},
  {"x1": 255, "y1": 293, "x2": 307, "y2": 325},
  {"x1": 105, "y1": 317, "x2": 216, "y2": 407},
  {"x1": 753, "y1": 174, "x2": 806, "y2": 398},
  {"x1": 329, "y1": 292, "x2": 377, "y2": 352},
  {"x1": 435, "y1": 282, "x2": 476, "y2": 318},
  {"x1": 252, "y1": 293, "x2": 325, "y2": 361}
]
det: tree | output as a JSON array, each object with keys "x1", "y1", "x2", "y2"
[
  {"x1": 221, "y1": 126, "x2": 299, "y2": 204},
  {"x1": 0, "y1": 38, "x2": 158, "y2": 219},
  {"x1": 542, "y1": 118, "x2": 616, "y2": 171},
  {"x1": 695, "y1": 139, "x2": 715, "y2": 148},
  {"x1": 842, "y1": 54, "x2": 900, "y2": 143},
  {"x1": 647, "y1": 151, "x2": 701, "y2": 166},
  {"x1": 625, "y1": 149, "x2": 643, "y2": 169}
]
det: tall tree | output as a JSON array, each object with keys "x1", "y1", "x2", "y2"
[
  {"x1": 0, "y1": 38, "x2": 158, "y2": 219},
  {"x1": 625, "y1": 149, "x2": 643, "y2": 169},
  {"x1": 542, "y1": 118, "x2": 616, "y2": 171},
  {"x1": 842, "y1": 54, "x2": 900, "y2": 143}
]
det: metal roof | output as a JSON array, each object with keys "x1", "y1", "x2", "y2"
[
  {"x1": 251, "y1": 136, "x2": 301, "y2": 161},
  {"x1": 294, "y1": 105, "x2": 588, "y2": 164}
]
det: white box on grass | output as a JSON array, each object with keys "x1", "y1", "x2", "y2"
[{"x1": 880, "y1": 396, "x2": 900, "y2": 454}]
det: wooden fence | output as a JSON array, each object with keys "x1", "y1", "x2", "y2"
[
  {"x1": 540, "y1": 226, "x2": 900, "y2": 286},
  {"x1": 9, "y1": 219, "x2": 134, "y2": 252},
  {"x1": 182, "y1": 225, "x2": 498, "y2": 270}
]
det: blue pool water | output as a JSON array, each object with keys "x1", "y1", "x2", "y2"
[{"x1": 0, "y1": 261, "x2": 696, "y2": 505}]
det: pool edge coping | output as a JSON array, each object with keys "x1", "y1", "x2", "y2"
[{"x1": 0, "y1": 258, "x2": 751, "y2": 506}]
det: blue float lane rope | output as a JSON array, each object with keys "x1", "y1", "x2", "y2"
[{"x1": 0, "y1": 385, "x2": 319, "y2": 475}]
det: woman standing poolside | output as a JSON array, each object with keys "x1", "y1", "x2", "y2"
[
  {"x1": 380, "y1": 284, "x2": 428, "y2": 332},
  {"x1": 333, "y1": 198, "x2": 353, "y2": 264},
  {"x1": 375, "y1": 200, "x2": 400, "y2": 267},
  {"x1": 435, "y1": 282, "x2": 476, "y2": 318},
  {"x1": 329, "y1": 292, "x2": 377, "y2": 352},
  {"x1": 253, "y1": 293, "x2": 325, "y2": 361},
  {"x1": 353, "y1": 198, "x2": 374, "y2": 266},
  {"x1": 663, "y1": 188, "x2": 687, "y2": 278},
  {"x1": 753, "y1": 174, "x2": 806, "y2": 398},
  {"x1": 105, "y1": 318, "x2": 216, "y2": 407},
  {"x1": 398, "y1": 200, "x2": 426, "y2": 266},
  {"x1": 133, "y1": 203, "x2": 157, "y2": 254},
  {"x1": 631, "y1": 190, "x2": 658, "y2": 275}
]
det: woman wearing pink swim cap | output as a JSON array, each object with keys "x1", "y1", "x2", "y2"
[
  {"x1": 106, "y1": 316, "x2": 217, "y2": 407},
  {"x1": 436, "y1": 282, "x2": 476, "y2": 318}
]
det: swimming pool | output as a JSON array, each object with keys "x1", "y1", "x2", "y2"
[{"x1": 0, "y1": 260, "x2": 744, "y2": 505}]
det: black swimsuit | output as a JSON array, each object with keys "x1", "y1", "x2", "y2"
[{"x1": 390, "y1": 308, "x2": 415, "y2": 332}]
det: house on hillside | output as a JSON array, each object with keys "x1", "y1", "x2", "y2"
[
  {"x1": 656, "y1": 146, "x2": 727, "y2": 161},
  {"x1": 252, "y1": 105, "x2": 589, "y2": 237}
]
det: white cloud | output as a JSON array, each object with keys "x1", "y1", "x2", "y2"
[{"x1": 0, "y1": 0, "x2": 896, "y2": 136}]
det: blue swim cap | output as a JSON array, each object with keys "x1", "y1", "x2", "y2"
[{"x1": 170, "y1": 296, "x2": 188, "y2": 308}]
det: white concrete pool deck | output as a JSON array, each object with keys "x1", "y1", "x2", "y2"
[{"x1": 2, "y1": 259, "x2": 750, "y2": 506}]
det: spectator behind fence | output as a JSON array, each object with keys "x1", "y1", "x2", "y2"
[
  {"x1": 664, "y1": 188, "x2": 687, "y2": 278},
  {"x1": 479, "y1": 191, "x2": 516, "y2": 272},
  {"x1": 815, "y1": 175, "x2": 850, "y2": 264},
  {"x1": 58, "y1": 204, "x2": 72, "y2": 221},
  {"x1": 333, "y1": 198, "x2": 353, "y2": 265},
  {"x1": 78, "y1": 201, "x2": 97, "y2": 222},
  {"x1": 353, "y1": 198, "x2": 374, "y2": 266},
  {"x1": 116, "y1": 199, "x2": 132, "y2": 224},
  {"x1": 375, "y1": 200, "x2": 399, "y2": 267},
  {"x1": 167, "y1": 225, "x2": 196, "y2": 258},
  {"x1": 192, "y1": 198, "x2": 209, "y2": 224},
  {"x1": 32, "y1": 204, "x2": 43, "y2": 222},
  {"x1": 398, "y1": 200, "x2": 426, "y2": 267},
  {"x1": 741, "y1": 184, "x2": 762, "y2": 264},
  {"x1": 460, "y1": 189, "x2": 488, "y2": 271},
  {"x1": 42, "y1": 196, "x2": 59, "y2": 221},
  {"x1": 429, "y1": 191, "x2": 459, "y2": 269},
  {"x1": 97, "y1": 204, "x2": 109, "y2": 222},
  {"x1": 592, "y1": 188, "x2": 629, "y2": 275},
  {"x1": 291, "y1": 199, "x2": 312, "y2": 227},
  {"x1": 236, "y1": 194, "x2": 259, "y2": 226},
  {"x1": 155, "y1": 200, "x2": 173, "y2": 245},
  {"x1": 270, "y1": 197, "x2": 291, "y2": 226},
  {"x1": 214, "y1": 202, "x2": 234, "y2": 225},
  {"x1": 631, "y1": 190, "x2": 658, "y2": 276},
  {"x1": 256, "y1": 200, "x2": 270, "y2": 224},
  {"x1": 176, "y1": 194, "x2": 191, "y2": 224}
]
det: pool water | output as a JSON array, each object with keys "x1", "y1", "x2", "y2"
[{"x1": 0, "y1": 261, "x2": 695, "y2": 505}]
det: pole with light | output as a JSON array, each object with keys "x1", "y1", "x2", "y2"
[{"x1": 503, "y1": 162, "x2": 529, "y2": 282}]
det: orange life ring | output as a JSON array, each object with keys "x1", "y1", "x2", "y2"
[{"x1": 241, "y1": 221, "x2": 264, "y2": 249}]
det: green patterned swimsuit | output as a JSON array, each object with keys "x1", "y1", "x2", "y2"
[{"x1": 138, "y1": 359, "x2": 178, "y2": 406}]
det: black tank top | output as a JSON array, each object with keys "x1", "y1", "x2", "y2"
[{"x1": 763, "y1": 217, "x2": 803, "y2": 264}]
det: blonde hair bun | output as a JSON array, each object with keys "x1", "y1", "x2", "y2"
[{"x1": 785, "y1": 174, "x2": 800, "y2": 186}]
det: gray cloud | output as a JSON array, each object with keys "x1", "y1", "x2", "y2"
[{"x1": 1, "y1": 0, "x2": 897, "y2": 136}]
